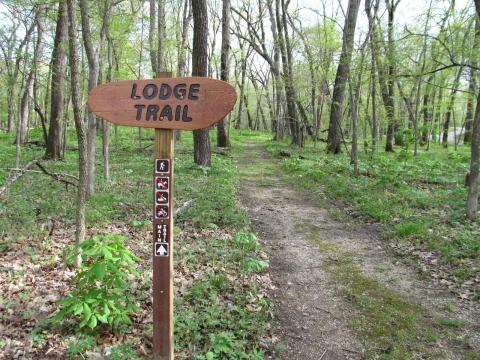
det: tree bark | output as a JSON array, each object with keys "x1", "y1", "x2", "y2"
[
  {"x1": 467, "y1": 2, "x2": 480, "y2": 220},
  {"x1": 442, "y1": 66, "x2": 463, "y2": 147},
  {"x1": 149, "y1": 0, "x2": 157, "y2": 75},
  {"x1": 366, "y1": 0, "x2": 380, "y2": 153},
  {"x1": 217, "y1": 0, "x2": 231, "y2": 147},
  {"x1": 66, "y1": 0, "x2": 88, "y2": 266},
  {"x1": 275, "y1": 0, "x2": 302, "y2": 146},
  {"x1": 192, "y1": 0, "x2": 211, "y2": 166},
  {"x1": 157, "y1": 0, "x2": 166, "y2": 73},
  {"x1": 384, "y1": 0, "x2": 400, "y2": 152},
  {"x1": 465, "y1": 19, "x2": 480, "y2": 143},
  {"x1": 79, "y1": 0, "x2": 110, "y2": 196},
  {"x1": 327, "y1": 0, "x2": 361, "y2": 153},
  {"x1": 45, "y1": 0, "x2": 68, "y2": 160},
  {"x1": 19, "y1": 7, "x2": 45, "y2": 145}
]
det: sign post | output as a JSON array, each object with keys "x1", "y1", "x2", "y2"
[
  {"x1": 88, "y1": 74, "x2": 236, "y2": 360},
  {"x1": 153, "y1": 128, "x2": 174, "y2": 360}
]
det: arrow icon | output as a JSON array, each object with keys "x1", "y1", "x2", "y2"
[{"x1": 155, "y1": 243, "x2": 168, "y2": 257}]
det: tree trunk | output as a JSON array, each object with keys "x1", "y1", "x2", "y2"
[
  {"x1": 192, "y1": 0, "x2": 211, "y2": 166},
  {"x1": 19, "y1": 8, "x2": 45, "y2": 145},
  {"x1": 177, "y1": 0, "x2": 191, "y2": 77},
  {"x1": 442, "y1": 66, "x2": 463, "y2": 148},
  {"x1": 79, "y1": 0, "x2": 110, "y2": 196},
  {"x1": 45, "y1": 0, "x2": 68, "y2": 160},
  {"x1": 157, "y1": 0, "x2": 166, "y2": 73},
  {"x1": 235, "y1": 53, "x2": 247, "y2": 129},
  {"x1": 66, "y1": 0, "x2": 88, "y2": 266},
  {"x1": 384, "y1": 0, "x2": 399, "y2": 152},
  {"x1": 275, "y1": 0, "x2": 302, "y2": 146},
  {"x1": 149, "y1": 0, "x2": 157, "y2": 75},
  {"x1": 217, "y1": 0, "x2": 231, "y2": 147},
  {"x1": 467, "y1": 2, "x2": 480, "y2": 220},
  {"x1": 465, "y1": 19, "x2": 480, "y2": 143},
  {"x1": 327, "y1": 0, "x2": 361, "y2": 153}
]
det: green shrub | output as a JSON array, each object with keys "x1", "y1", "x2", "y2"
[
  {"x1": 243, "y1": 258, "x2": 268, "y2": 273},
  {"x1": 55, "y1": 234, "x2": 140, "y2": 331}
]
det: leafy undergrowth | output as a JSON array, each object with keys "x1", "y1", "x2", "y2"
[
  {"x1": 253, "y1": 134, "x2": 479, "y2": 300},
  {"x1": 0, "y1": 129, "x2": 273, "y2": 359}
]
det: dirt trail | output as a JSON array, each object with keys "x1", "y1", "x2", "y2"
[{"x1": 235, "y1": 142, "x2": 480, "y2": 360}]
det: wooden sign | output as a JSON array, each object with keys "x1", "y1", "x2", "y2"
[
  {"x1": 88, "y1": 74, "x2": 237, "y2": 360},
  {"x1": 88, "y1": 77, "x2": 236, "y2": 130}
]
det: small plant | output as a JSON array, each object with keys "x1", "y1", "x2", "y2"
[
  {"x1": 235, "y1": 232, "x2": 258, "y2": 252},
  {"x1": 55, "y1": 234, "x2": 140, "y2": 330},
  {"x1": 66, "y1": 334, "x2": 96, "y2": 359},
  {"x1": 209, "y1": 331, "x2": 236, "y2": 357},
  {"x1": 243, "y1": 258, "x2": 268, "y2": 273},
  {"x1": 108, "y1": 343, "x2": 141, "y2": 360}
]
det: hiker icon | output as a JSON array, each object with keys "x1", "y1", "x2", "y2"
[{"x1": 156, "y1": 159, "x2": 170, "y2": 173}]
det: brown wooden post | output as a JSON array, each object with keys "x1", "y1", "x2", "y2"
[
  {"x1": 87, "y1": 72, "x2": 237, "y2": 360},
  {"x1": 153, "y1": 72, "x2": 174, "y2": 360}
]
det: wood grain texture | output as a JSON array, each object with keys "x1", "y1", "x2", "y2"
[
  {"x1": 88, "y1": 77, "x2": 236, "y2": 130},
  {"x1": 153, "y1": 129, "x2": 174, "y2": 360}
]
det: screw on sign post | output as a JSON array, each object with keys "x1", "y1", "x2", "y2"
[{"x1": 88, "y1": 72, "x2": 236, "y2": 360}]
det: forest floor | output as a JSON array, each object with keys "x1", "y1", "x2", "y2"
[{"x1": 234, "y1": 136, "x2": 480, "y2": 360}]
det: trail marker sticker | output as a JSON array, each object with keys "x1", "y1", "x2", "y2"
[
  {"x1": 155, "y1": 205, "x2": 169, "y2": 219},
  {"x1": 156, "y1": 159, "x2": 170, "y2": 173},
  {"x1": 156, "y1": 191, "x2": 169, "y2": 204},
  {"x1": 156, "y1": 177, "x2": 169, "y2": 191},
  {"x1": 88, "y1": 73, "x2": 237, "y2": 360},
  {"x1": 156, "y1": 224, "x2": 169, "y2": 243},
  {"x1": 155, "y1": 243, "x2": 169, "y2": 257}
]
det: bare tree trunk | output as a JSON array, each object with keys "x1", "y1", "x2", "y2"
[
  {"x1": 465, "y1": 19, "x2": 479, "y2": 143},
  {"x1": 384, "y1": 0, "x2": 400, "y2": 152},
  {"x1": 66, "y1": 0, "x2": 87, "y2": 267},
  {"x1": 103, "y1": 38, "x2": 114, "y2": 181},
  {"x1": 235, "y1": 53, "x2": 247, "y2": 129},
  {"x1": 149, "y1": 0, "x2": 157, "y2": 75},
  {"x1": 79, "y1": 0, "x2": 110, "y2": 196},
  {"x1": 217, "y1": 0, "x2": 231, "y2": 147},
  {"x1": 276, "y1": 0, "x2": 302, "y2": 146},
  {"x1": 157, "y1": 0, "x2": 166, "y2": 73},
  {"x1": 175, "y1": 0, "x2": 190, "y2": 142},
  {"x1": 19, "y1": 7, "x2": 45, "y2": 145},
  {"x1": 192, "y1": 0, "x2": 211, "y2": 166},
  {"x1": 177, "y1": 0, "x2": 191, "y2": 77},
  {"x1": 45, "y1": 0, "x2": 68, "y2": 160},
  {"x1": 467, "y1": 3, "x2": 480, "y2": 220},
  {"x1": 442, "y1": 66, "x2": 463, "y2": 148},
  {"x1": 327, "y1": 0, "x2": 361, "y2": 153},
  {"x1": 366, "y1": 0, "x2": 380, "y2": 153}
]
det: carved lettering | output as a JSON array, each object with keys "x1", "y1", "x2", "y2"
[
  {"x1": 143, "y1": 84, "x2": 158, "y2": 99},
  {"x1": 135, "y1": 104, "x2": 145, "y2": 120},
  {"x1": 146, "y1": 105, "x2": 160, "y2": 121}
]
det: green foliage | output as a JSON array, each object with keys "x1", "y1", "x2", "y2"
[
  {"x1": 175, "y1": 155, "x2": 248, "y2": 230},
  {"x1": 235, "y1": 232, "x2": 258, "y2": 252},
  {"x1": 243, "y1": 258, "x2": 269, "y2": 273},
  {"x1": 55, "y1": 234, "x2": 140, "y2": 331},
  {"x1": 436, "y1": 317, "x2": 465, "y2": 329},
  {"x1": 66, "y1": 335, "x2": 96, "y2": 359},
  {"x1": 108, "y1": 343, "x2": 141, "y2": 360}
]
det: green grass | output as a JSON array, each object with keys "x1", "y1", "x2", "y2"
[
  {"x1": 252, "y1": 136, "x2": 479, "y2": 283},
  {"x1": 0, "y1": 128, "x2": 271, "y2": 359}
]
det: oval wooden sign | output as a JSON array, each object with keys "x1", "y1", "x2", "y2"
[{"x1": 88, "y1": 77, "x2": 237, "y2": 130}]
